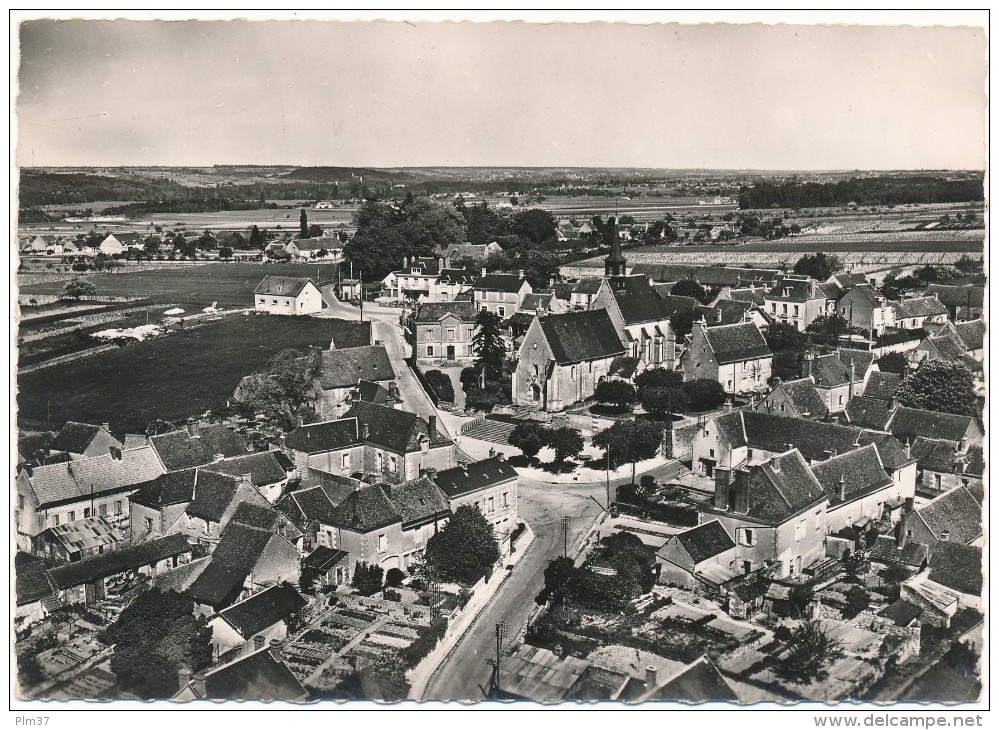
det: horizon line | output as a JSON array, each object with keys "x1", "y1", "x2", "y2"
[{"x1": 19, "y1": 165, "x2": 986, "y2": 173}]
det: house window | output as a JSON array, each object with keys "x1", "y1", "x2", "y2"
[
  {"x1": 838, "y1": 394, "x2": 844, "y2": 406},
  {"x1": 389, "y1": 456, "x2": 398, "y2": 473},
  {"x1": 709, "y1": 449, "x2": 715, "y2": 458},
  {"x1": 427, "y1": 346, "x2": 434, "y2": 357},
  {"x1": 794, "y1": 305, "x2": 800, "y2": 316},
  {"x1": 378, "y1": 534, "x2": 387, "y2": 552},
  {"x1": 52, "y1": 514, "x2": 60, "y2": 527},
  {"x1": 447, "y1": 329, "x2": 455, "y2": 341},
  {"x1": 571, "y1": 366, "x2": 576, "y2": 380},
  {"x1": 488, "y1": 497, "x2": 495, "y2": 513},
  {"x1": 533, "y1": 364, "x2": 539, "y2": 377},
  {"x1": 782, "y1": 304, "x2": 788, "y2": 315},
  {"x1": 503, "y1": 492, "x2": 509, "y2": 508},
  {"x1": 114, "y1": 500, "x2": 122, "y2": 515},
  {"x1": 779, "y1": 403, "x2": 786, "y2": 412},
  {"x1": 84, "y1": 508, "x2": 92, "y2": 519},
  {"x1": 498, "y1": 306, "x2": 505, "y2": 318},
  {"x1": 740, "y1": 528, "x2": 755, "y2": 546},
  {"x1": 99, "y1": 503, "x2": 108, "y2": 518},
  {"x1": 259, "y1": 298, "x2": 266, "y2": 304},
  {"x1": 342, "y1": 454, "x2": 350, "y2": 470},
  {"x1": 68, "y1": 511, "x2": 75, "y2": 522},
  {"x1": 145, "y1": 517, "x2": 153, "y2": 533},
  {"x1": 934, "y1": 474, "x2": 942, "y2": 490},
  {"x1": 17, "y1": 494, "x2": 23, "y2": 510},
  {"x1": 272, "y1": 299, "x2": 277, "y2": 304},
  {"x1": 747, "y1": 449, "x2": 754, "y2": 460},
  {"x1": 467, "y1": 328, "x2": 474, "y2": 339},
  {"x1": 795, "y1": 520, "x2": 806, "y2": 541}
]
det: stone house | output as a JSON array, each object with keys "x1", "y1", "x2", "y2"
[
  {"x1": 473, "y1": 270, "x2": 532, "y2": 319},
  {"x1": 434, "y1": 455, "x2": 519, "y2": 555},
  {"x1": 681, "y1": 320, "x2": 772, "y2": 396},
  {"x1": 208, "y1": 582, "x2": 307, "y2": 659},
  {"x1": 410, "y1": 300, "x2": 479, "y2": 366},
  {"x1": 253, "y1": 276, "x2": 323, "y2": 315},
  {"x1": 763, "y1": 277, "x2": 833, "y2": 331}
]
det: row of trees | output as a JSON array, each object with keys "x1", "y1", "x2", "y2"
[
  {"x1": 593, "y1": 369, "x2": 728, "y2": 416},
  {"x1": 508, "y1": 422, "x2": 584, "y2": 464},
  {"x1": 738, "y1": 175, "x2": 984, "y2": 210}
]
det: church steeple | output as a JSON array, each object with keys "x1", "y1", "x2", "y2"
[{"x1": 604, "y1": 217, "x2": 626, "y2": 277}]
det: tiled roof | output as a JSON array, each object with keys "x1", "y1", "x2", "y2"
[
  {"x1": 914, "y1": 486, "x2": 982, "y2": 545},
  {"x1": 928, "y1": 542, "x2": 983, "y2": 596},
  {"x1": 313, "y1": 346, "x2": 395, "y2": 389},
  {"x1": 843, "y1": 284, "x2": 886, "y2": 309},
  {"x1": 830, "y1": 272, "x2": 871, "y2": 289},
  {"x1": 766, "y1": 278, "x2": 823, "y2": 302},
  {"x1": 702, "y1": 322, "x2": 771, "y2": 364},
  {"x1": 609, "y1": 356, "x2": 640, "y2": 379},
  {"x1": 49, "y1": 421, "x2": 104, "y2": 455},
  {"x1": 346, "y1": 400, "x2": 452, "y2": 451},
  {"x1": 149, "y1": 425, "x2": 248, "y2": 471},
  {"x1": 607, "y1": 276, "x2": 673, "y2": 325},
  {"x1": 892, "y1": 296, "x2": 948, "y2": 320},
  {"x1": 811, "y1": 349, "x2": 874, "y2": 389},
  {"x1": 889, "y1": 407, "x2": 978, "y2": 444},
  {"x1": 253, "y1": 276, "x2": 315, "y2": 297},
  {"x1": 186, "y1": 646, "x2": 307, "y2": 701},
  {"x1": 659, "y1": 295, "x2": 703, "y2": 316},
  {"x1": 953, "y1": 319, "x2": 985, "y2": 351},
  {"x1": 771, "y1": 378, "x2": 825, "y2": 418},
  {"x1": 228, "y1": 502, "x2": 303, "y2": 542},
  {"x1": 726, "y1": 288, "x2": 766, "y2": 307},
  {"x1": 283, "y1": 419, "x2": 360, "y2": 454},
  {"x1": 700, "y1": 300, "x2": 759, "y2": 327},
  {"x1": 18, "y1": 431, "x2": 55, "y2": 462},
  {"x1": 384, "y1": 477, "x2": 451, "y2": 527},
  {"x1": 810, "y1": 444, "x2": 891, "y2": 506},
  {"x1": 923, "y1": 284, "x2": 984, "y2": 310},
  {"x1": 184, "y1": 561, "x2": 246, "y2": 608},
  {"x1": 910, "y1": 438, "x2": 984, "y2": 478},
  {"x1": 713, "y1": 410, "x2": 748, "y2": 448},
  {"x1": 22, "y1": 445, "x2": 164, "y2": 509},
  {"x1": 218, "y1": 583, "x2": 307, "y2": 638},
  {"x1": 328, "y1": 484, "x2": 402, "y2": 532},
  {"x1": 129, "y1": 468, "x2": 198, "y2": 508},
  {"x1": 211, "y1": 522, "x2": 276, "y2": 575},
  {"x1": 856, "y1": 430, "x2": 911, "y2": 471},
  {"x1": 631, "y1": 264, "x2": 779, "y2": 287},
  {"x1": 665, "y1": 521, "x2": 735, "y2": 564},
  {"x1": 433, "y1": 456, "x2": 517, "y2": 499},
  {"x1": 301, "y1": 546, "x2": 349, "y2": 572},
  {"x1": 864, "y1": 371, "x2": 902, "y2": 401},
  {"x1": 185, "y1": 470, "x2": 244, "y2": 524},
  {"x1": 870, "y1": 536, "x2": 929, "y2": 569},
  {"x1": 878, "y1": 598, "x2": 924, "y2": 627},
  {"x1": 15, "y1": 553, "x2": 57, "y2": 606},
  {"x1": 47, "y1": 533, "x2": 191, "y2": 590},
  {"x1": 571, "y1": 277, "x2": 604, "y2": 295},
  {"x1": 475, "y1": 273, "x2": 526, "y2": 293},
  {"x1": 413, "y1": 301, "x2": 478, "y2": 323},
  {"x1": 538, "y1": 309, "x2": 626, "y2": 364},
  {"x1": 37, "y1": 516, "x2": 123, "y2": 555},
  {"x1": 844, "y1": 397, "x2": 895, "y2": 431},
  {"x1": 736, "y1": 411, "x2": 864, "y2": 461},
  {"x1": 278, "y1": 484, "x2": 345, "y2": 527},
  {"x1": 520, "y1": 292, "x2": 557, "y2": 312},
  {"x1": 356, "y1": 379, "x2": 395, "y2": 406},
  {"x1": 645, "y1": 657, "x2": 738, "y2": 703},
  {"x1": 288, "y1": 238, "x2": 330, "y2": 251},
  {"x1": 204, "y1": 451, "x2": 289, "y2": 488},
  {"x1": 922, "y1": 333, "x2": 967, "y2": 361},
  {"x1": 744, "y1": 450, "x2": 827, "y2": 524}
]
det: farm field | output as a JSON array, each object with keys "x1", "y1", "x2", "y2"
[
  {"x1": 17, "y1": 262, "x2": 342, "y2": 309},
  {"x1": 622, "y1": 238, "x2": 983, "y2": 255},
  {"x1": 17, "y1": 314, "x2": 370, "y2": 433}
]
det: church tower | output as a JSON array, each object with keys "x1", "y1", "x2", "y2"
[{"x1": 604, "y1": 219, "x2": 627, "y2": 277}]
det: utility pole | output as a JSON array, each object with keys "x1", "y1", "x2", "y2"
[
  {"x1": 359, "y1": 270, "x2": 364, "y2": 322},
  {"x1": 494, "y1": 621, "x2": 507, "y2": 697},
  {"x1": 560, "y1": 516, "x2": 570, "y2": 558},
  {"x1": 605, "y1": 447, "x2": 611, "y2": 509}
]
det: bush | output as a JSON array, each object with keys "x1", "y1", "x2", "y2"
[
  {"x1": 683, "y1": 379, "x2": 727, "y2": 410},
  {"x1": 71, "y1": 262, "x2": 90, "y2": 272},
  {"x1": 594, "y1": 380, "x2": 637, "y2": 410},
  {"x1": 385, "y1": 568, "x2": 406, "y2": 588},
  {"x1": 634, "y1": 368, "x2": 684, "y2": 391},
  {"x1": 464, "y1": 382, "x2": 508, "y2": 412},
  {"x1": 383, "y1": 588, "x2": 402, "y2": 602},
  {"x1": 774, "y1": 625, "x2": 793, "y2": 642},
  {"x1": 509, "y1": 421, "x2": 551, "y2": 459},
  {"x1": 639, "y1": 475, "x2": 657, "y2": 492},
  {"x1": 424, "y1": 369, "x2": 455, "y2": 402},
  {"x1": 351, "y1": 562, "x2": 384, "y2": 596}
]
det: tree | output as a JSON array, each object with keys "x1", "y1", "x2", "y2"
[
  {"x1": 764, "y1": 322, "x2": 807, "y2": 353},
  {"x1": 669, "y1": 306, "x2": 700, "y2": 339},
  {"x1": 425, "y1": 504, "x2": 500, "y2": 584},
  {"x1": 218, "y1": 246, "x2": 233, "y2": 261},
  {"x1": 538, "y1": 556, "x2": 577, "y2": 605},
  {"x1": 509, "y1": 422, "x2": 551, "y2": 460},
  {"x1": 385, "y1": 568, "x2": 406, "y2": 588},
  {"x1": 594, "y1": 380, "x2": 636, "y2": 410},
  {"x1": 300, "y1": 209, "x2": 309, "y2": 239},
  {"x1": 592, "y1": 419, "x2": 665, "y2": 470},
  {"x1": 510, "y1": 208, "x2": 556, "y2": 245},
  {"x1": 894, "y1": 360, "x2": 979, "y2": 416},
  {"x1": 683, "y1": 379, "x2": 727, "y2": 411},
  {"x1": 805, "y1": 314, "x2": 865, "y2": 342},
  {"x1": 945, "y1": 641, "x2": 980, "y2": 677},
  {"x1": 639, "y1": 386, "x2": 689, "y2": 417},
  {"x1": 351, "y1": 562, "x2": 385, "y2": 596},
  {"x1": 472, "y1": 309, "x2": 506, "y2": 381},
  {"x1": 308, "y1": 224, "x2": 323, "y2": 239},
  {"x1": 249, "y1": 224, "x2": 265, "y2": 249},
  {"x1": 634, "y1": 368, "x2": 683, "y2": 391},
  {"x1": 670, "y1": 279, "x2": 709, "y2": 304},
  {"x1": 547, "y1": 427, "x2": 584, "y2": 463},
  {"x1": 143, "y1": 237, "x2": 161, "y2": 254},
  {"x1": 464, "y1": 382, "x2": 508, "y2": 413},
  {"x1": 876, "y1": 352, "x2": 908, "y2": 376},
  {"x1": 793, "y1": 252, "x2": 843, "y2": 280},
  {"x1": 842, "y1": 585, "x2": 871, "y2": 619},
  {"x1": 776, "y1": 620, "x2": 844, "y2": 685},
  {"x1": 100, "y1": 588, "x2": 212, "y2": 699},
  {"x1": 424, "y1": 370, "x2": 455, "y2": 403},
  {"x1": 61, "y1": 277, "x2": 96, "y2": 300}
]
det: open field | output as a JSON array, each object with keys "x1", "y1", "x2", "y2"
[
  {"x1": 17, "y1": 315, "x2": 370, "y2": 433},
  {"x1": 622, "y1": 238, "x2": 983, "y2": 255},
  {"x1": 18, "y1": 262, "x2": 342, "y2": 309}
]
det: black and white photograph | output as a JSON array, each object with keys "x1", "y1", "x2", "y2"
[{"x1": 10, "y1": 10, "x2": 988, "y2": 711}]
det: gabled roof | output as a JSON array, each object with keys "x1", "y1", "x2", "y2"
[
  {"x1": 474, "y1": 273, "x2": 527, "y2": 293},
  {"x1": 313, "y1": 346, "x2": 395, "y2": 389},
  {"x1": 47, "y1": 533, "x2": 191, "y2": 590},
  {"x1": 606, "y1": 276, "x2": 673, "y2": 324},
  {"x1": 864, "y1": 371, "x2": 902, "y2": 401},
  {"x1": 18, "y1": 431, "x2": 55, "y2": 463},
  {"x1": 571, "y1": 277, "x2": 604, "y2": 296},
  {"x1": 178, "y1": 646, "x2": 307, "y2": 701},
  {"x1": 283, "y1": 419, "x2": 360, "y2": 454},
  {"x1": 768, "y1": 378, "x2": 825, "y2": 418},
  {"x1": 211, "y1": 522, "x2": 278, "y2": 575},
  {"x1": 910, "y1": 437, "x2": 983, "y2": 478},
  {"x1": 729, "y1": 411, "x2": 866, "y2": 462},
  {"x1": 658, "y1": 294, "x2": 703, "y2": 316},
  {"x1": 870, "y1": 536, "x2": 929, "y2": 569},
  {"x1": 203, "y1": 451, "x2": 289, "y2": 488},
  {"x1": 413, "y1": 301, "x2": 478, "y2": 323},
  {"x1": 844, "y1": 396, "x2": 895, "y2": 431},
  {"x1": 701, "y1": 322, "x2": 771, "y2": 364},
  {"x1": 346, "y1": 400, "x2": 452, "y2": 452},
  {"x1": 923, "y1": 284, "x2": 984, "y2": 309},
  {"x1": 913, "y1": 486, "x2": 982, "y2": 545},
  {"x1": 928, "y1": 543, "x2": 983, "y2": 596},
  {"x1": 15, "y1": 553, "x2": 57, "y2": 607},
  {"x1": 829, "y1": 272, "x2": 871, "y2": 289},
  {"x1": 384, "y1": 477, "x2": 451, "y2": 527},
  {"x1": 277, "y1": 483, "x2": 351, "y2": 527},
  {"x1": 438, "y1": 268, "x2": 479, "y2": 285},
  {"x1": 328, "y1": 484, "x2": 402, "y2": 533},
  {"x1": 878, "y1": 598, "x2": 924, "y2": 627},
  {"x1": 288, "y1": 238, "x2": 329, "y2": 251},
  {"x1": 644, "y1": 656, "x2": 738, "y2": 703},
  {"x1": 742, "y1": 450, "x2": 828, "y2": 524},
  {"x1": 892, "y1": 296, "x2": 948, "y2": 320},
  {"x1": 811, "y1": 349, "x2": 875, "y2": 388},
  {"x1": 809, "y1": 444, "x2": 891, "y2": 506},
  {"x1": 50, "y1": 421, "x2": 106, "y2": 455},
  {"x1": 856, "y1": 430, "x2": 912, "y2": 471},
  {"x1": 127, "y1": 468, "x2": 199, "y2": 508},
  {"x1": 662, "y1": 520, "x2": 735, "y2": 564},
  {"x1": 921, "y1": 333, "x2": 967, "y2": 361},
  {"x1": 149, "y1": 425, "x2": 248, "y2": 471},
  {"x1": 21, "y1": 445, "x2": 164, "y2": 509},
  {"x1": 253, "y1": 275, "x2": 317, "y2": 297},
  {"x1": 520, "y1": 292, "x2": 557, "y2": 313},
  {"x1": 538, "y1": 309, "x2": 626, "y2": 364},
  {"x1": 185, "y1": 470, "x2": 244, "y2": 524},
  {"x1": 726, "y1": 287, "x2": 767, "y2": 307},
  {"x1": 228, "y1": 501, "x2": 303, "y2": 542},
  {"x1": 766, "y1": 277, "x2": 823, "y2": 302},
  {"x1": 953, "y1": 319, "x2": 985, "y2": 351},
  {"x1": 302, "y1": 546, "x2": 349, "y2": 572},
  {"x1": 632, "y1": 264, "x2": 779, "y2": 287},
  {"x1": 217, "y1": 583, "x2": 307, "y2": 638},
  {"x1": 889, "y1": 407, "x2": 979, "y2": 444},
  {"x1": 842, "y1": 283, "x2": 887, "y2": 309},
  {"x1": 184, "y1": 561, "x2": 247, "y2": 608},
  {"x1": 356, "y1": 379, "x2": 395, "y2": 407},
  {"x1": 700, "y1": 299, "x2": 759, "y2": 327},
  {"x1": 36, "y1": 516, "x2": 123, "y2": 555},
  {"x1": 433, "y1": 456, "x2": 518, "y2": 499}
]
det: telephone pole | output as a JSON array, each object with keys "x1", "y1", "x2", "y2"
[
  {"x1": 605, "y1": 447, "x2": 612, "y2": 509},
  {"x1": 560, "y1": 516, "x2": 570, "y2": 558},
  {"x1": 359, "y1": 270, "x2": 364, "y2": 322},
  {"x1": 494, "y1": 621, "x2": 508, "y2": 697}
]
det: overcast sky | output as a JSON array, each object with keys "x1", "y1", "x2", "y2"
[{"x1": 16, "y1": 19, "x2": 987, "y2": 169}]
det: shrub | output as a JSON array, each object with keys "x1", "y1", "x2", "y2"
[
  {"x1": 634, "y1": 368, "x2": 684, "y2": 391},
  {"x1": 424, "y1": 369, "x2": 455, "y2": 402},
  {"x1": 774, "y1": 625, "x2": 793, "y2": 643},
  {"x1": 594, "y1": 380, "x2": 637, "y2": 410},
  {"x1": 385, "y1": 568, "x2": 406, "y2": 588},
  {"x1": 683, "y1": 379, "x2": 727, "y2": 411},
  {"x1": 639, "y1": 475, "x2": 657, "y2": 492},
  {"x1": 383, "y1": 588, "x2": 402, "y2": 602},
  {"x1": 71, "y1": 262, "x2": 90, "y2": 272},
  {"x1": 509, "y1": 421, "x2": 551, "y2": 459}
]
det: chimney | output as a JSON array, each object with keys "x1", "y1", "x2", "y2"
[
  {"x1": 403, "y1": 255, "x2": 409, "y2": 269},
  {"x1": 959, "y1": 436, "x2": 968, "y2": 453},
  {"x1": 213, "y1": 452, "x2": 225, "y2": 462},
  {"x1": 803, "y1": 350, "x2": 814, "y2": 379},
  {"x1": 713, "y1": 467, "x2": 731, "y2": 510},
  {"x1": 830, "y1": 448, "x2": 837, "y2": 458},
  {"x1": 904, "y1": 439, "x2": 911, "y2": 459},
  {"x1": 241, "y1": 473, "x2": 253, "y2": 487},
  {"x1": 940, "y1": 530, "x2": 950, "y2": 542},
  {"x1": 428, "y1": 414, "x2": 437, "y2": 436},
  {"x1": 438, "y1": 257, "x2": 445, "y2": 271},
  {"x1": 254, "y1": 635, "x2": 266, "y2": 651},
  {"x1": 822, "y1": 450, "x2": 832, "y2": 460},
  {"x1": 488, "y1": 447, "x2": 496, "y2": 458},
  {"x1": 715, "y1": 308, "x2": 723, "y2": 324},
  {"x1": 389, "y1": 382, "x2": 398, "y2": 398},
  {"x1": 192, "y1": 672, "x2": 207, "y2": 698},
  {"x1": 496, "y1": 452, "x2": 506, "y2": 462},
  {"x1": 838, "y1": 474, "x2": 847, "y2": 502},
  {"x1": 362, "y1": 422, "x2": 370, "y2": 439},
  {"x1": 903, "y1": 497, "x2": 914, "y2": 514},
  {"x1": 269, "y1": 639, "x2": 284, "y2": 661},
  {"x1": 771, "y1": 455, "x2": 782, "y2": 474},
  {"x1": 178, "y1": 667, "x2": 192, "y2": 692},
  {"x1": 101, "y1": 422, "x2": 110, "y2": 432},
  {"x1": 279, "y1": 435, "x2": 287, "y2": 451},
  {"x1": 297, "y1": 414, "x2": 305, "y2": 427},
  {"x1": 481, "y1": 267, "x2": 487, "y2": 278},
  {"x1": 187, "y1": 419, "x2": 201, "y2": 439},
  {"x1": 732, "y1": 468, "x2": 750, "y2": 515},
  {"x1": 109, "y1": 446, "x2": 122, "y2": 461},
  {"x1": 518, "y1": 269, "x2": 525, "y2": 280},
  {"x1": 645, "y1": 666, "x2": 658, "y2": 688},
  {"x1": 848, "y1": 360, "x2": 856, "y2": 403}
]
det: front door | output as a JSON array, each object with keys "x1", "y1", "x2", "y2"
[{"x1": 446, "y1": 345, "x2": 455, "y2": 360}]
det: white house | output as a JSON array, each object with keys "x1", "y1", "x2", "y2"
[{"x1": 253, "y1": 276, "x2": 324, "y2": 315}]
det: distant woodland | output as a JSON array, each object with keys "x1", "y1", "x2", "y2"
[{"x1": 738, "y1": 175, "x2": 984, "y2": 209}]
